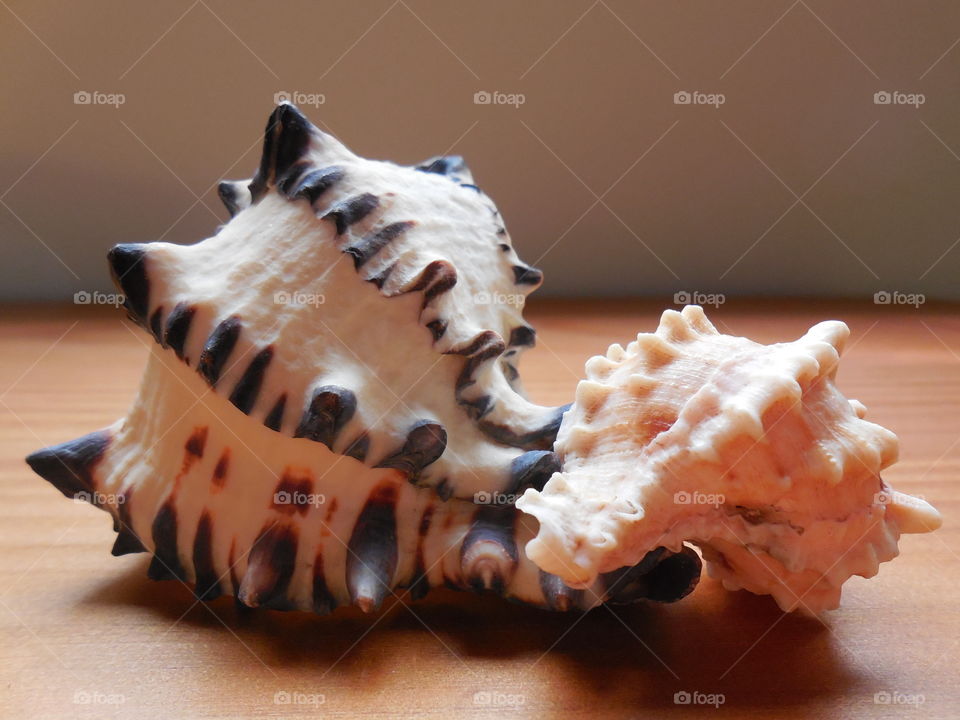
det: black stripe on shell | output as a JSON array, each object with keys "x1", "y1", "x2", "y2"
[
  {"x1": 283, "y1": 165, "x2": 344, "y2": 204},
  {"x1": 512, "y1": 264, "x2": 543, "y2": 286},
  {"x1": 323, "y1": 193, "x2": 380, "y2": 235},
  {"x1": 603, "y1": 546, "x2": 702, "y2": 604},
  {"x1": 347, "y1": 484, "x2": 399, "y2": 613},
  {"x1": 149, "y1": 306, "x2": 164, "y2": 343},
  {"x1": 344, "y1": 221, "x2": 415, "y2": 269},
  {"x1": 374, "y1": 421, "x2": 447, "y2": 479},
  {"x1": 238, "y1": 524, "x2": 299, "y2": 610},
  {"x1": 111, "y1": 490, "x2": 145, "y2": 556},
  {"x1": 197, "y1": 316, "x2": 241, "y2": 387},
  {"x1": 192, "y1": 511, "x2": 221, "y2": 601},
  {"x1": 163, "y1": 302, "x2": 196, "y2": 360},
  {"x1": 148, "y1": 499, "x2": 186, "y2": 581},
  {"x1": 402, "y1": 259, "x2": 458, "y2": 307},
  {"x1": 414, "y1": 155, "x2": 470, "y2": 180},
  {"x1": 294, "y1": 386, "x2": 357, "y2": 449},
  {"x1": 107, "y1": 244, "x2": 150, "y2": 324},
  {"x1": 460, "y1": 505, "x2": 518, "y2": 593},
  {"x1": 426, "y1": 319, "x2": 447, "y2": 342},
  {"x1": 539, "y1": 571, "x2": 585, "y2": 611},
  {"x1": 228, "y1": 346, "x2": 274, "y2": 414},
  {"x1": 508, "y1": 326, "x2": 536, "y2": 348},
  {"x1": 217, "y1": 181, "x2": 246, "y2": 217},
  {"x1": 264, "y1": 394, "x2": 287, "y2": 432},
  {"x1": 249, "y1": 103, "x2": 315, "y2": 203},
  {"x1": 477, "y1": 403, "x2": 571, "y2": 451},
  {"x1": 508, "y1": 450, "x2": 561, "y2": 494}
]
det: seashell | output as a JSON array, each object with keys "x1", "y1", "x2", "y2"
[
  {"x1": 517, "y1": 306, "x2": 942, "y2": 612},
  {"x1": 25, "y1": 103, "x2": 701, "y2": 614}
]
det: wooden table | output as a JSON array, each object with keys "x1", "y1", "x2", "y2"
[{"x1": 1, "y1": 299, "x2": 956, "y2": 719}]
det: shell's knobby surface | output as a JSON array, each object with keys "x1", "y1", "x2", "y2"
[
  {"x1": 25, "y1": 103, "x2": 701, "y2": 615},
  {"x1": 107, "y1": 103, "x2": 572, "y2": 501},
  {"x1": 517, "y1": 306, "x2": 942, "y2": 613}
]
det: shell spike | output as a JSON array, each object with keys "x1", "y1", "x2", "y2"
[
  {"x1": 679, "y1": 304, "x2": 719, "y2": 334},
  {"x1": 346, "y1": 485, "x2": 399, "y2": 613},
  {"x1": 885, "y1": 489, "x2": 942, "y2": 534},
  {"x1": 217, "y1": 180, "x2": 251, "y2": 217},
  {"x1": 238, "y1": 524, "x2": 298, "y2": 609},
  {"x1": 460, "y1": 506, "x2": 518, "y2": 593},
  {"x1": 25, "y1": 429, "x2": 111, "y2": 502}
]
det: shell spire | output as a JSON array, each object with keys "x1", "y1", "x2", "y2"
[{"x1": 517, "y1": 305, "x2": 941, "y2": 613}]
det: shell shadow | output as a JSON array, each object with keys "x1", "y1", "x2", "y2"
[{"x1": 81, "y1": 561, "x2": 863, "y2": 713}]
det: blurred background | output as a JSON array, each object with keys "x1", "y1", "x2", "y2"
[{"x1": 1, "y1": 0, "x2": 958, "y2": 302}]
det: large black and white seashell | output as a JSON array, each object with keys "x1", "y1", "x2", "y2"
[{"x1": 26, "y1": 104, "x2": 701, "y2": 614}]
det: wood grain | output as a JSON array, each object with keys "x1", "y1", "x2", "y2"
[{"x1": 1, "y1": 299, "x2": 957, "y2": 719}]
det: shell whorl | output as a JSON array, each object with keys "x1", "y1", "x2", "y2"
[
  {"x1": 518, "y1": 305, "x2": 941, "y2": 612},
  {"x1": 109, "y1": 103, "x2": 567, "y2": 501},
  {"x1": 26, "y1": 348, "x2": 701, "y2": 614}
]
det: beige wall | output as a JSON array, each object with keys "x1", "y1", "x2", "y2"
[{"x1": 1, "y1": 0, "x2": 958, "y2": 301}]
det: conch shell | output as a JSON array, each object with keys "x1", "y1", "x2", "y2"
[
  {"x1": 25, "y1": 104, "x2": 701, "y2": 614},
  {"x1": 517, "y1": 306, "x2": 942, "y2": 612}
]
